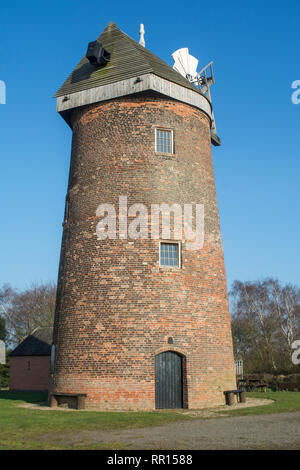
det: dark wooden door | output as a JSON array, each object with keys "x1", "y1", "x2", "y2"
[{"x1": 155, "y1": 351, "x2": 183, "y2": 409}]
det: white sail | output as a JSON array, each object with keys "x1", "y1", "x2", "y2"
[{"x1": 172, "y1": 48, "x2": 198, "y2": 80}]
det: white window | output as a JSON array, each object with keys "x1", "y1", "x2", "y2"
[
  {"x1": 155, "y1": 129, "x2": 173, "y2": 154},
  {"x1": 159, "y1": 241, "x2": 181, "y2": 268}
]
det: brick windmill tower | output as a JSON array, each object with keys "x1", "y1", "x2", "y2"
[{"x1": 50, "y1": 22, "x2": 236, "y2": 410}]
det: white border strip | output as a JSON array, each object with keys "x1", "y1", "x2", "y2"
[{"x1": 57, "y1": 74, "x2": 212, "y2": 121}]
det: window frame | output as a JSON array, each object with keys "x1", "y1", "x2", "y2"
[
  {"x1": 155, "y1": 128, "x2": 174, "y2": 155},
  {"x1": 159, "y1": 240, "x2": 181, "y2": 268}
]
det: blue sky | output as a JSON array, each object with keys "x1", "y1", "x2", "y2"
[{"x1": 0, "y1": 0, "x2": 299, "y2": 291}]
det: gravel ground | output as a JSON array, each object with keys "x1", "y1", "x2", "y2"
[
  {"x1": 40, "y1": 410, "x2": 300, "y2": 450},
  {"x1": 19, "y1": 397, "x2": 273, "y2": 414},
  {"x1": 19, "y1": 399, "x2": 300, "y2": 449}
]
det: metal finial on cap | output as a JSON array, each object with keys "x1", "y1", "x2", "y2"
[{"x1": 139, "y1": 23, "x2": 145, "y2": 47}]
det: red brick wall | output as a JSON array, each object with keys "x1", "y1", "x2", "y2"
[
  {"x1": 10, "y1": 356, "x2": 50, "y2": 391},
  {"x1": 51, "y1": 93, "x2": 236, "y2": 409}
]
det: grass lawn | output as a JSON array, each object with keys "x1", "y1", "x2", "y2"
[
  {"x1": 226, "y1": 390, "x2": 300, "y2": 417},
  {"x1": 0, "y1": 391, "x2": 192, "y2": 450},
  {"x1": 1, "y1": 390, "x2": 300, "y2": 449}
]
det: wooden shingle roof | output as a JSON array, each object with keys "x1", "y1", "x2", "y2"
[{"x1": 55, "y1": 22, "x2": 203, "y2": 98}]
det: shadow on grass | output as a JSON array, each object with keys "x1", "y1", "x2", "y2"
[{"x1": 0, "y1": 390, "x2": 48, "y2": 404}]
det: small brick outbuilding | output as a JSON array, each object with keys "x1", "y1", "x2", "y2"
[{"x1": 9, "y1": 327, "x2": 53, "y2": 392}]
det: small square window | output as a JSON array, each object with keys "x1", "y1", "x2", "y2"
[
  {"x1": 160, "y1": 242, "x2": 180, "y2": 267},
  {"x1": 155, "y1": 129, "x2": 173, "y2": 154}
]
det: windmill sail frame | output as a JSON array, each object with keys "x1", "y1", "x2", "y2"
[{"x1": 172, "y1": 48, "x2": 220, "y2": 145}]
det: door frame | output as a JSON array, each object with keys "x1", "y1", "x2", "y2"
[{"x1": 154, "y1": 350, "x2": 186, "y2": 409}]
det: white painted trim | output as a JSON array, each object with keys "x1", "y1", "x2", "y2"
[{"x1": 57, "y1": 73, "x2": 212, "y2": 122}]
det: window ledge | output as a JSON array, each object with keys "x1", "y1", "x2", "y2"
[
  {"x1": 155, "y1": 152, "x2": 176, "y2": 158},
  {"x1": 159, "y1": 266, "x2": 182, "y2": 271}
]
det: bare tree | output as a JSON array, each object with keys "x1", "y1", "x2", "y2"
[
  {"x1": 269, "y1": 279, "x2": 300, "y2": 352},
  {"x1": 0, "y1": 282, "x2": 56, "y2": 345},
  {"x1": 230, "y1": 278, "x2": 300, "y2": 373}
]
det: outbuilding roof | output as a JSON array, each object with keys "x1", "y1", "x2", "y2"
[
  {"x1": 10, "y1": 327, "x2": 53, "y2": 357},
  {"x1": 55, "y1": 22, "x2": 203, "y2": 98}
]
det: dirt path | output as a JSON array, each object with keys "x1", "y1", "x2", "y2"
[
  {"x1": 110, "y1": 411, "x2": 300, "y2": 449},
  {"x1": 19, "y1": 397, "x2": 300, "y2": 449},
  {"x1": 43, "y1": 410, "x2": 300, "y2": 450}
]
